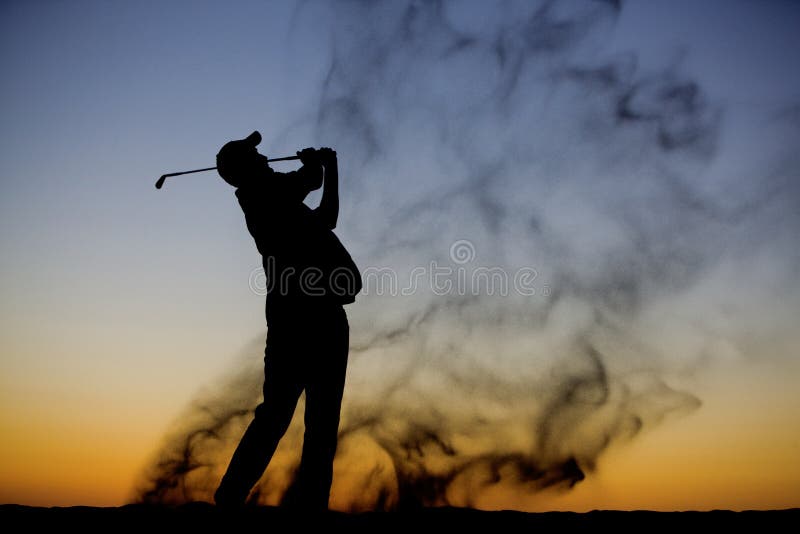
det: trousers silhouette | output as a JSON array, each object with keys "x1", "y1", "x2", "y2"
[{"x1": 215, "y1": 305, "x2": 349, "y2": 509}]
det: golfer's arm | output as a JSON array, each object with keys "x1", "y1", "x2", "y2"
[{"x1": 315, "y1": 159, "x2": 339, "y2": 229}]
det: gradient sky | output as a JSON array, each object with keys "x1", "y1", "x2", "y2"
[{"x1": 1, "y1": 0, "x2": 799, "y2": 509}]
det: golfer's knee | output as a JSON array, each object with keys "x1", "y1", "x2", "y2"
[
  {"x1": 254, "y1": 402, "x2": 295, "y2": 431},
  {"x1": 304, "y1": 423, "x2": 340, "y2": 449}
]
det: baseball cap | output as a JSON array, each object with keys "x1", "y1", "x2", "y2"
[{"x1": 216, "y1": 131, "x2": 262, "y2": 187}]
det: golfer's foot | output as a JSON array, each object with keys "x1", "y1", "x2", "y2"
[{"x1": 214, "y1": 486, "x2": 246, "y2": 508}]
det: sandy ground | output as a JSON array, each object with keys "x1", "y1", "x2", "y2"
[{"x1": 1, "y1": 503, "x2": 798, "y2": 531}]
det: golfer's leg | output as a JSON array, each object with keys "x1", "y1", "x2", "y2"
[
  {"x1": 294, "y1": 310, "x2": 349, "y2": 510},
  {"x1": 215, "y1": 335, "x2": 302, "y2": 505}
]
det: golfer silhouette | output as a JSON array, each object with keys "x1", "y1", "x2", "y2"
[{"x1": 213, "y1": 131, "x2": 361, "y2": 510}]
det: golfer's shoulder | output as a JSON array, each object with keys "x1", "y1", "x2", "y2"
[{"x1": 235, "y1": 181, "x2": 270, "y2": 201}]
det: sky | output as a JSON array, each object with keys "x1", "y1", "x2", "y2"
[{"x1": 1, "y1": 0, "x2": 799, "y2": 510}]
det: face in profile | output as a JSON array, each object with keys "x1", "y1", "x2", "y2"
[
  {"x1": 217, "y1": 131, "x2": 322, "y2": 202},
  {"x1": 217, "y1": 131, "x2": 266, "y2": 188},
  {"x1": 217, "y1": 144, "x2": 260, "y2": 187}
]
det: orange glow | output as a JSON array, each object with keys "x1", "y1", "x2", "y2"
[{"x1": 1, "y1": 359, "x2": 798, "y2": 509}]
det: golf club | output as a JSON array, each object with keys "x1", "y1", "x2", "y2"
[{"x1": 155, "y1": 154, "x2": 301, "y2": 189}]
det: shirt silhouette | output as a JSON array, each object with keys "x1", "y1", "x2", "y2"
[{"x1": 213, "y1": 131, "x2": 361, "y2": 510}]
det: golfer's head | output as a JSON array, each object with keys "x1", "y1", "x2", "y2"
[{"x1": 216, "y1": 131, "x2": 264, "y2": 187}]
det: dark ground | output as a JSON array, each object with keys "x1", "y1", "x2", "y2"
[{"x1": 2, "y1": 503, "x2": 798, "y2": 531}]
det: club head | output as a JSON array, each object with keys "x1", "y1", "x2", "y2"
[{"x1": 155, "y1": 175, "x2": 167, "y2": 189}]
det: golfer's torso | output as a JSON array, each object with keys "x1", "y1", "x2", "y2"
[{"x1": 237, "y1": 190, "x2": 361, "y2": 309}]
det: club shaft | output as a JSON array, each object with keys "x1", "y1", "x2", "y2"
[
  {"x1": 155, "y1": 155, "x2": 302, "y2": 188},
  {"x1": 160, "y1": 166, "x2": 217, "y2": 179},
  {"x1": 266, "y1": 155, "x2": 302, "y2": 163},
  {"x1": 163, "y1": 155, "x2": 300, "y2": 178}
]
